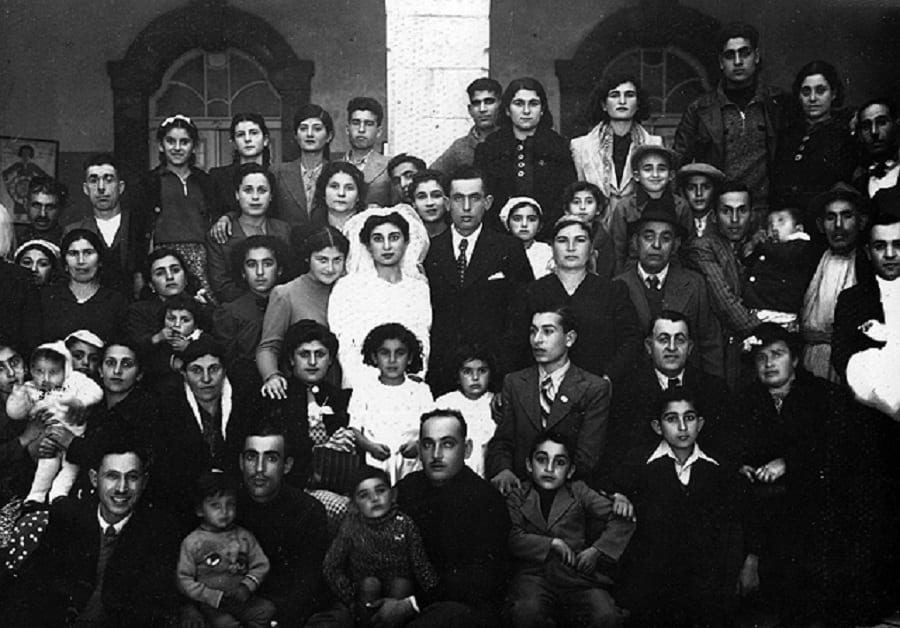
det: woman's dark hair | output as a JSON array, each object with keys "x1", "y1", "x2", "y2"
[
  {"x1": 312, "y1": 161, "x2": 368, "y2": 216},
  {"x1": 283, "y1": 319, "x2": 339, "y2": 362},
  {"x1": 585, "y1": 74, "x2": 651, "y2": 125},
  {"x1": 792, "y1": 60, "x2": 844, "y2": 111},
  {"x1": 102, "y1": 339, "x2": 142, "y2": 370},
  {"x1": 361, "y1": 323, "x2": 424, "y2": 374},
  {"x1": 550, "y1": 216, "x2": 593, "y2": 241},
  {"x1": 750, "y1": 322, "x2": 802, "y2": 361},
  {"x1": 500, "y1": 77, "x2": 554, "y2": 130},
  {"x1": 302, "y1": 225, "x2": 350, "y2": 262},
  {"x1": 232, "y1": 162, "x2": 276, "y2": 193},
  {"x1": 229, "y1": 113, "x2": 271, "y2": 166},
  {"x1": 60, "y1": 228, "x2": 105, "y2": 277},
  {"x1": 143, "y1": 247, "x2": 199, "y2": 296},
  {"x1": 293, "y1": 104, "x2": 335, "y2": 160},
  {"x1": 230, "y1": 235, "x2": 286, "y2": 286},
  {"x1": 160, "y1": 293, "x2": 208, "y2": 331},
  {"x1": 359, "y1": 212, "x2": 410, "y2": 245},
  {"x1": 156, "y1": 114, "x2": 199, "y2": 166},
  {"x1": 448, "y1": 343, "x2": 500, "y2": 393}
]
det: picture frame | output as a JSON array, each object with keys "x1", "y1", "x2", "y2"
[{"x1": 0, "y1": 136, "x2": 59, "y2": 223}]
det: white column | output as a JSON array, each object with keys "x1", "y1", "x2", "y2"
[{"x1": 384, "y1": 0, "x2": 491, "y2": 164}]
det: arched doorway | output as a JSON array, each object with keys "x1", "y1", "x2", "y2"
[
  {"x1": 555, "y1": 0, "x2": 720, "y2": 143},
  {"x1": 108, "y1": 0, "x2": 313, "y2": 181}
]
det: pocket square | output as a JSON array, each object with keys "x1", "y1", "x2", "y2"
[{"x1": 488, "y1": 271, "x2": 506, "y2": 280}]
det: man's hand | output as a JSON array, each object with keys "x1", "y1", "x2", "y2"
[
  {"x1": 612, "y1": 492, "x2": 635, "y2": 521},
  {"x1": 370, "y1": 597, "x2": 416, "y2": 628},
  {"x1": 37, "y1": 435, "x2": 61, "y2": 458},
  {"x1": 371, "y1": 443, "x2": 391, "y2": 461},
  {"x1": 754, "y1": 458, "x2": 786, "y2": 483},
  {"x1": 209, "y1": 215, "x2": 233, "y2": 245},
  {"x1": 490, "y1": 469, "x2": 521, "y2": 496},
  {"x1": 45, "y1": 423, "x2": 75, "y2": 450},
  {"x1": 575, "y1": 546, "x2": 601, "y2": 574},
  {"x1": 550, "y1": 538, "x2": 575, "y2": 566}
]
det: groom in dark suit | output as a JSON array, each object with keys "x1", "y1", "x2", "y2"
[
  {"x1": 487, "y1": 307, "x2": 610, "y2": 495},
  {"x1": 425, "y1": 166, "x2": 533, "y2": 395}
]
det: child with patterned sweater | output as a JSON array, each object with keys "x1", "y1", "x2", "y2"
[
  {"x1": 323, "y1": 466, "x2": 438, "y2": 626},
  {"x1": 177, "y1": 472, "x2": 275, "y2": 628}
]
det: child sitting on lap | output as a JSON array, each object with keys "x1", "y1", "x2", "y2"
[
  {"x1": 7, "y1": 341, "x2": 103, "y2": 509},
  {"x1": 177, "y1": 471, "x2": 275, "y2": 628},
  {"x1": 323, "y1": 466, "x2": 438, "y2": 627},
  {"x1": 505, "y1": 431, "x2": 634, "y2": 628}
]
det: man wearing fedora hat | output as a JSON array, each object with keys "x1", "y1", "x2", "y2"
[
  {"x1": 677, "y1": 163, "x2": 726, "y2": 239},
  {"x1": 800, "y1": 182, "x2": 870, "y2": 381},
  {"x1": 608, "y1": 144, "x2": 692, "y2": 274},
  {"x1": 614, "y1": 197, "x2": 724, "y2": 378}
]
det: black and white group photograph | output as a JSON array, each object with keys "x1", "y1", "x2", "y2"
[{"x1": 1, "y1": 0, "x2": 900, "y2": 626}]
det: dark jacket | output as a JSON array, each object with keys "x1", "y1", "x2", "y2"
[
  {"x1": 0, "y1": 261, "x2": 42, "y2": 354},
  {"x1": 474, "y1": 125, "x2": 576, "y2": 236},
  {"x1": 832, "y1": 278, "x2": 887, "y2": 377},
  {"x1": 41, "y1": 282, "x2": 128, "y2": 344},
  {"x1": 673, "y1": 82, "x2": 789, "y2": 173}
]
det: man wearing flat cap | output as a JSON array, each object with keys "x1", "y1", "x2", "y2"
[
  {"x1": 800, "y1": 183, "x2": 870, "y2": 381},
  {"x1": 678, "y1": 163, "x2": 726, "y2": 239}
]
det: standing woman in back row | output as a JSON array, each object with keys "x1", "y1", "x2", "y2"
[
  {"x1": 139, "y1": 114, "x2": 216, "y2": 297},
  {"x1": 475, "y1": 77, "x2": 576, "y2": 236}
]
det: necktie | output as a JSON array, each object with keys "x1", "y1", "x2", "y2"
[
  {"x1": 668, "y1": 378, "x2": 680, "y2": 390},
  {"x1": 870, "y1": 161, "x2": 892, "y2": 179},
  {"x1": 457, "y1": 238, "x2": 469, "y2": 287},
  {"x1": 80, "y1": 525, "x2": 118, "y2": 621},
  {"x1": 646, "y1": 275, "x2": 660, "y2": 290},
  {"x1": 540, "y1": 376, "x2": 553, "y2": 427}
]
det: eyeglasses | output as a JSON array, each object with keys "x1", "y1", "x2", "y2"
[{"x1": 721, "y1": 47, "x2": 755, "y2": 62}]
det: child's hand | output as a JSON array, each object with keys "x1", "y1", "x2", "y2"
[
  {"x1": 754, "y1": 458, "x2": 786, "y2": 483},
  {"x1": 168, "y1": 332, "x2": 190, "y2": 352},
  {"x1": 574, "y1": 547, "x2": 601, "y2": 574},
  {"x1": 549, "y1": 538, "x2": 575, "y2": 566},
  {"x1": 612, "y1": 492, "x2": 635, "y2": 521},
  {"x1": 371, "y1": 443, "x2": 391, "y2": 461},
  {"x1": 490, "y1": 469, "x2": 521, "y2": 496},
  {"x1": 399, "y1": 439, "x2": 418, "y2": 459}
]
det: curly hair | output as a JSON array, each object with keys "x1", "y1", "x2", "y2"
[{"x1": 361, "y1": 323, "x2": 424, "y2": 374}]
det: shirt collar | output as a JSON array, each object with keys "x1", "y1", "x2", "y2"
[
  {"x1": 654, "y1": 368, "x2": 684, "y2": 389},
  {"x1": 97, "y1": 506, "x2": 132, "y2": 535},
  {"x1": 877, "y1": 275, "x2": 900, "y2": 299},
  {"x1": 451, "y1": 223, "x2": 483, "y2": 256},
  {"x1": 638, "y1": 263, "x2": 670, "y2": 286},
  {"x1": 647, "y1": 440, "x2": 718, "y2": 468},
  {"x1": 538, "y1": 359, "x2": 571, "y2": 391}
]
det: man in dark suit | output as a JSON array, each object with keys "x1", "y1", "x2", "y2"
[
  {"x1": 598, "y1": 310, "x2": 729, "y2": 484},
  {"x1": 424, "y1": 166, "x2": 533, "y2": 395},
  {"x1": 335, "y1": 97, "x2": 391, "y2": 207},
  {"x1": 615, "y1": 196, "x2": 724, "y2": 378},
  {"x1": 834, "y1": 192, "x2": 900, "y2": 419},
  {"x1": 851, "y1": 98, "x2": 900, "y2": 200},
  {"x1": 65, "y1": 153, "x2": 149, "y2": 299},
  {"x1": 487, "y1": 308, "x2": 610, "y2": 494},
  {"x1": 2, "y1": 428, "x2": 181, "y2": 627}
]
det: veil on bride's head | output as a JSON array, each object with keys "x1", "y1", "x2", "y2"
[{"x1": 343, "y1": 204, "x2": 430, "y2": 278}]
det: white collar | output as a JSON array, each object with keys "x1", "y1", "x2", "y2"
[
  {"x1": 780, "y1": 231, "x2": 811, "y2": 242},
  {"x1": 638, "y1": 263, "x2": 669, "y2": 286},
  {"x1": 538, "y1": 359, "x2": 571, "y2": 390},
  {"x1": 647, "y1": 440, "x2": 718, "y2": 485},
  {"x1": 877, "y1": 275, "x2": 900, "y2": 300},
  {"x1": 97, "y1": 507, "x2": 132, "y2": 535},
  {"x1": 451, "y1": 223, "x2": 483, "y2": 258},
  {"x1": 183, "y1": 376, "x2": 233, "y2": 444},
  {"x1": 654, "y1": 368, "x2": 685, "y2": 389}
]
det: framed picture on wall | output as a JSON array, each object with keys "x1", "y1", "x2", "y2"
[{"x1": 0, "y1": 136, "x2": 59, "y2": 223}]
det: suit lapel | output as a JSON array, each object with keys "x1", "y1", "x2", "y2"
[
  {"x1": 520, "y1": 486, "x2": 549, "y2": 530},
  {"x1": 518, "y1": 368, "x2": 543, "y2": 431},
  {"x1": 464, "y1": 229, "x2": 499, "y2": 287},
  {"x1": 662, "y1": 265, "x2": 690, "y2": 313},
  {"x1": 279, "y1": 160, "x2": 308, "y2": 216},
  {"x1": 546, "y1": 367, "x2": 580, "y2": 430},
  {"x1": 431, "y1": 232, "x2": 460, "y2": 288},
  {"x1": 621, "y1": 270, "x2": 651, "y2": 328},
  {"x1": 546, "y1": 485, "x2": 576, "y2": 529}
]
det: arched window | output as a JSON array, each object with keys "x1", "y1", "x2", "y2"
[
  {"x1": 603, "y1": 47, "x2": 710, "y2": 144},
  {"x1": 149, "y1": 49, "x2": 283, "y2": 169}
]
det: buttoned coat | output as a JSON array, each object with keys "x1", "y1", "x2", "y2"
[{"x1": 486, "y1": 364, "x2": 610, "y2": 482}]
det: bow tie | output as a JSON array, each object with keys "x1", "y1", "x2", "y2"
[{"x1": 870, "y1": 160, "x2": 897, "y2": 178}]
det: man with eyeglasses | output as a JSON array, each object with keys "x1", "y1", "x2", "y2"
[
  {"x1": 673, "y1": 22, "x2": 789, "y2": 220},
  {"x1": 64, "y1": 153, "x2": 149, "y2": 299}
]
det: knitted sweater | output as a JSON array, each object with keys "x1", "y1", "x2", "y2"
[{"x1": 322, "y1": 506, "x2": 438, "y2": 606}]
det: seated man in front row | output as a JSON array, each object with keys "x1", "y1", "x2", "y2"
[
  {"x1": 487, "y1": 307, "x2": 610, "y2": 495},
  {"x1": 2, "y1": 427, "x2": 182, "y2": 627}
]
